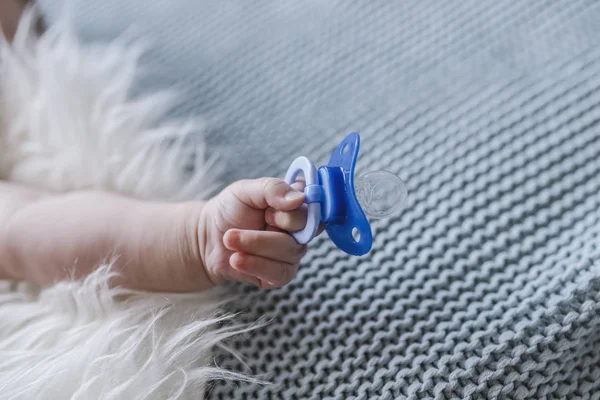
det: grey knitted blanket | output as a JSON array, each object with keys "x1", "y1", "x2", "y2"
[{"x1": 38, "y1": 1, "x2": 600, "y2": 398}]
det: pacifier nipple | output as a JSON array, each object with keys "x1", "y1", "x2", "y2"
[
  {"x1": 284, "y1": 132, "x2": 404, "y2": 255},
  {"x1": 355, "y1": 170, "x2": 407, "y2": 219}
]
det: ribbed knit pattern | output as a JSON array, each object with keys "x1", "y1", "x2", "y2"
[{"x1": 37, "y1": 1, "x2": 600, "y2": 398}]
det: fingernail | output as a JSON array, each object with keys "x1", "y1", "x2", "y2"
[
  {"x1": 265, "y1": 208, "x2": 274, "y2": 224},
  {"x1": 224, "y1": 229, "x2": 240, "y2": 249},
  {"x1": 285, "y1": 190, "x2": 304, "y2": 202}
]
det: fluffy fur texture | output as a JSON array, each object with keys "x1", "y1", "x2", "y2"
[{"x1": 0, "y1": 9, "x2": 249, "y2": 399}]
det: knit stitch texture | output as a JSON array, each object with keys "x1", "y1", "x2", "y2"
[{"x1": 37, "y1": 1, "x2": 600, "y2": 398}]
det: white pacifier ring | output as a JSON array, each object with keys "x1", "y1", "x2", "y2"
[{"x1": 284, "y1": 156, "x2": 321, "y2": 244}]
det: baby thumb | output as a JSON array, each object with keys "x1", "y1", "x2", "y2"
[
  {"x1": 272, "y1": 180, "x2": 304, "y2": 210},
  {"x1": 261, "y1": 178, "x2": 304, "y2": 210},
  {"x1": 230, "y1": 178, "x2": 305, "y2": 210}
]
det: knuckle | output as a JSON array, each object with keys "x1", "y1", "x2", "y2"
[
  {"x1": 262, "y1": 177, "x2": 287, "y2": 196},
  {"x1": 258, "y1": 177, "x2": 272, "y2": 188},
  {"x1": 260, "y1": 177, "x2": 275, "y2": 191}
]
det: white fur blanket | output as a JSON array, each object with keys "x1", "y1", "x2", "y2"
[{"x1": 0, "y1": 10, "x2": 248, "y2": 399}]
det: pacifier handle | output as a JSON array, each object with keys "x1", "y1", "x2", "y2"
[{"x1": 284, "y1": 156, "x2": 321, "y2": 244}]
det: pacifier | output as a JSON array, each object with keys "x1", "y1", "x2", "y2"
[{"x1": 284, "y1": 132, "x2": 407, "y2": 256}]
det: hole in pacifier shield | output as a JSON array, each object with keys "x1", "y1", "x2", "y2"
[{"x1": 352, "y1": 227, "x2": 361, "y2": 242}]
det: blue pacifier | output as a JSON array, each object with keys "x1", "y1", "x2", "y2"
[{"x1": 284, "y1": 132, "x2": 407, "y2": 256}]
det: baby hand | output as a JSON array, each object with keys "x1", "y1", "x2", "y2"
[{"x1": 199, "y1": 178, "x2": 319, "y2": 289}]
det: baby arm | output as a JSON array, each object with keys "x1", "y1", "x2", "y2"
[
  {"x1": 0, "y1": 0, "x2": 42, "y2": 41},
  {"x1": 0, "y1": 178, "x2": 313, "y2": 292},
  {"x1": 0, "y1": 181, "x2": 212, "y2": 291},
  {"x1": 0, "y1": 4, "x2": 312, "y2": 291}
]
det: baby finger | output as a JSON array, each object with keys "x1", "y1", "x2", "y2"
[
  {"x1": 223, "y1": 229, "x2": 307, "y2": 264},
  {"x1": 265, "y1": 207, "x2": 308, "y2": 232},
  {"x1": 230, "y1": 252, "x2": 298, "y2": 288}
]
